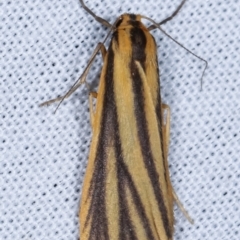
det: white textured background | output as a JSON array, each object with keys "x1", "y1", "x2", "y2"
[{"x1": 1, "y1": 0, "x2": 240, "y2": 239}]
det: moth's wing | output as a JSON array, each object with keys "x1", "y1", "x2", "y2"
[
  {"x1": 80, "y1": 38, "x2": 174, "y2": 240},
  {"x1": 117, "y1": 60, "x2": 173, "y2": 239},
  {"x1": 79, "y1": 45, "x2": 117, "y2": 239}
]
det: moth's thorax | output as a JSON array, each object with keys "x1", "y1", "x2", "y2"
[{"x1": 112, "y1": 13, "x2": 156, "y2": 62}]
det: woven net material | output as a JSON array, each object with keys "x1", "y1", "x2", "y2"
[{"x1": 1, "y1": 0, "x2": 240, "y2": 239}]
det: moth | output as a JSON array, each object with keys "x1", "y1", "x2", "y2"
[{"x1": 41, "y1": 0, "x2": 207, "y2": 239}]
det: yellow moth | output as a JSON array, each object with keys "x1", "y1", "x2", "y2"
[{"x1": 41, "y1": 0, "x2": 207, "y2": 239}]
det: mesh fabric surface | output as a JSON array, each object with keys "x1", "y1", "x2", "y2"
[{"x1": 1, "y1": 0, "x2": 240, "y2": 239}]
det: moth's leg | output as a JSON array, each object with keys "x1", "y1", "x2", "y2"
[
  {"x1": 162, "y1": 104, "x2": 171, "y2": 158},
  {"x1": 40, "y1": 42, "x2": 106, "y2": 109},
  {"x1": 99, "y1": 44, "x2": 107, "y2": 60},
  {"x1": 161, "y1": 104, "x2": 194, "y2": 224},
  {"x1": 172, "y1": 189, "x2": 194, "y2": 224},
  {"x1": 89, "y1": 92, "x2": 97, "y2": 128},
  {"x1": 161, "y1": 103, "x2": 174, "y2": 226},
  {"x1": 88, "y1": 44, "x2": 106, "y2": 128}
]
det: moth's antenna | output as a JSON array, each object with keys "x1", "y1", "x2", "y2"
[
  {"x1": 143, "y1": 12, "x2": 208, "y2": 90},
  {"x1": 79, "y1": 0, "x2": 112, "y2": 28},
  {"x1": 40, "y1": 17, "x2": 122, "y2": 113},
  {"x1": 148, "y1": 0, "x2": 187, "y2": 30}
]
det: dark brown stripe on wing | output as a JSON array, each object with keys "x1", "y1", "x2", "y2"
[
  {"x1": 85, "y1": 40, "x2": 117, "y2": 240},
  {"x1": 130, "y1": 35, "x2": 172, "y2": 238}
]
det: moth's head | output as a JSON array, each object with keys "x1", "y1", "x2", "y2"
[{"x1": 116, "y1": 14, "x2": 142, "y2": 28}]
